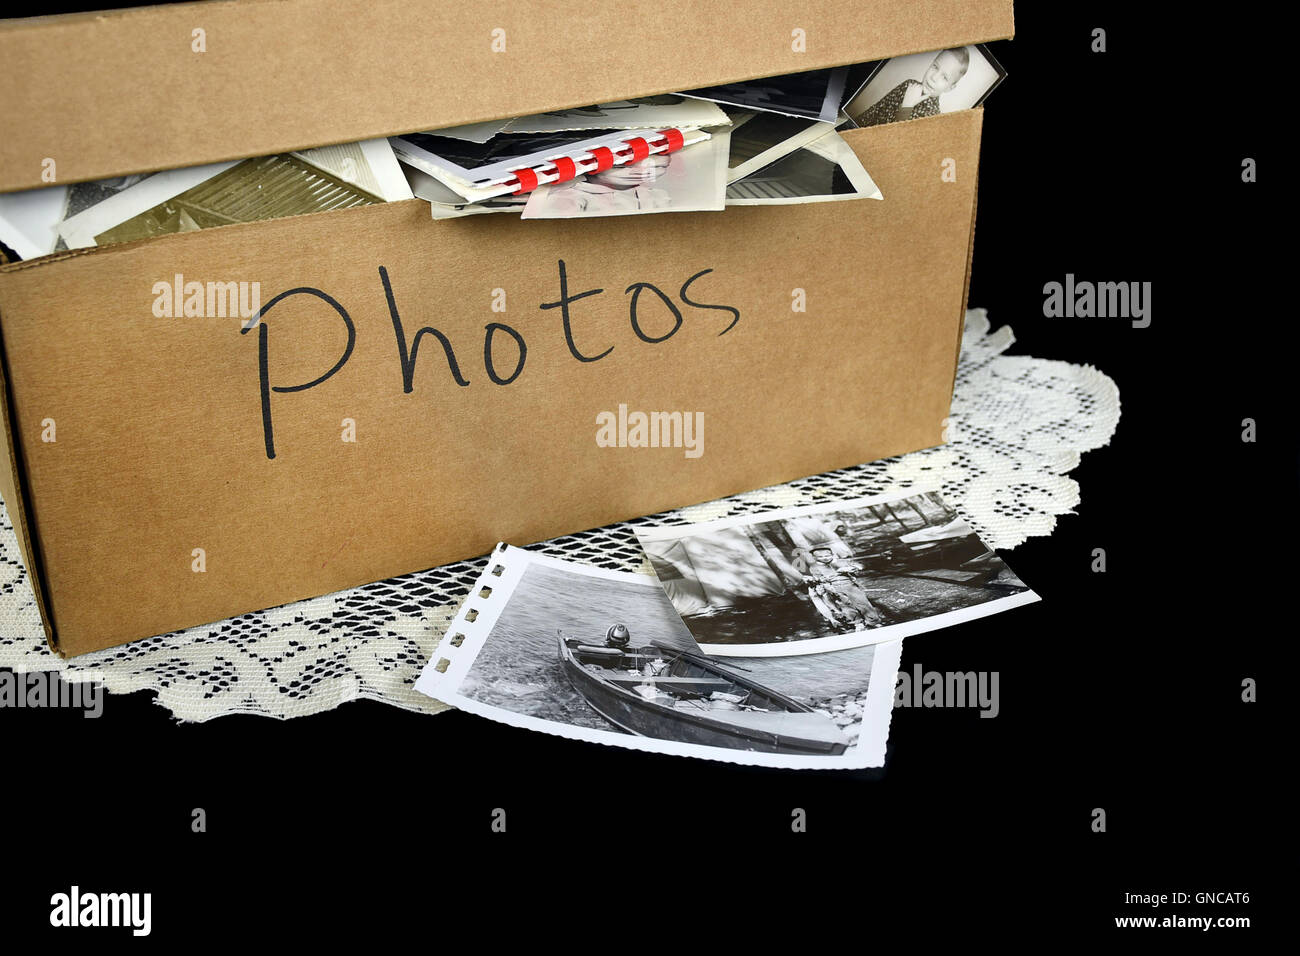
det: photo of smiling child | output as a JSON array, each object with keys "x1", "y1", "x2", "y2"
[
  {"x1": 843, "y1": 44, "x2": 1006, "y2": 128},
  {"x1": 521, "y1": 129, "x2": 730, "y2": 219}
]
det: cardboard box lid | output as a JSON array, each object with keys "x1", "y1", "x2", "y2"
[{"x1": 0, "y1": 0, "x2": 1013, "y2": 193}]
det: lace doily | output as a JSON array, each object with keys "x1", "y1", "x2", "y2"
[{"x1": 0, "y1": 309, "x2": 1119, "y2": 721}]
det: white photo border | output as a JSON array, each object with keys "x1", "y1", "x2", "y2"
[
  {"x1": 414, "y1": 544, "x2": 902, "y2": 770},
  {"x1": 725, "y1": 129, "x2": 883, "y2": 206},
  {"x1": 841, "y1": 43, "x2": 1008, "y2": 128},
  {"x1": 635, "y1": 488, "x2": 1038, "y2": 656}
]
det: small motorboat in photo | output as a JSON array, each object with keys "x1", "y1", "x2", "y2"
[{"x1": 557, "y1": 624, "x2": 851, "y2": 755}]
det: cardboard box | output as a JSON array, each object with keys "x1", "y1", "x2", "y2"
[{"x1": 0, "y1": 1, "x2": 1013, "y2": 656}]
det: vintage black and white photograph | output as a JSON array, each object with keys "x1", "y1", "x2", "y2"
[
  {"x1": 636, "y1": 491, "x2": 1037, "y2": 656},
  {"x1": 521, "y1": 131, "x2": 728, "y2": 218},
  {"x1": 723, "y1": 109, "x2": 837, "y2": 183},
  {"x1": 391, "y1": 127, "x2": 642, "y2": 191},
  {"x1": 0, "y1": 182, "x2": 69, "y2": 259},
  {"x1": 726, "y1": 130, "x2": 882, "y2": 205},
  {"x1": 413, "y1": 546, "x2": 901, "y2": 768},
  {"x1": 423, "y1": 118, "x2": 513, "y2": 144},
  {"x1": 402, "y1": 162, "x2": 528, "y2": 218},
  {"x1": 842, "y1": 44, "x2": 1006, "y2": 128},
  {"x1": 503, "y1": 95, "x2": 729, "y2": 133},
  {"x1": 683, "y1": 65, "x2": 849, "y2": 123}
]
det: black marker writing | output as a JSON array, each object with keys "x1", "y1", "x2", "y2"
[
  {"x1": 540, "y1": 259, "x2": 611, "y2": 363},
  {"x1": 241, "y1": 287, "x2": 355, "y2": 460},
  {"x1": 380, "y1": 265, "x2": 470, "y2": 391},
  {"x1": 680, "y1": 268, "x2": 740, "y2": 335},
  {"x1": 483, "y1": 322, "x2": 527, "y2": 385},
  {"x1": 625, "y1": 281, "x2": 683, "y2": 344}
]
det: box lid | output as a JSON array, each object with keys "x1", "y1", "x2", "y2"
[{"x1": 0, "y1": 0, "x2": 1013, "y2": 193}]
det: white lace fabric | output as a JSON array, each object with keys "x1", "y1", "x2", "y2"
[{"x1": 0, "y1": 310, "x2": 1120, "y2": 721}]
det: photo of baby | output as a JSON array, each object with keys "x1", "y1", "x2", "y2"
[
  {"x1": 521, "y1": 131, "x2": 729, "y2": 219},
  {"x1": 843, "y1": 44, "x2": 1006, "y2": 128}
]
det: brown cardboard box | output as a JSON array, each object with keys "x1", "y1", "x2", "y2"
[{"x1": 0, "y1": 1, "x2": 1013, "y2": 656}]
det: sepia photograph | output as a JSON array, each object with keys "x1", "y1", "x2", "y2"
[
  {"x1": 288, "y1": 139, "x2": 414, "y2": 201},
  {"x1": 521, "y1": 131, "x2": 728, "y2": 218},
  {"x1": 55, "y1": 161, "x2": 237, "y2": 248},
  {"x1": 57, "y1": 139, "x2": 409, "y2": 249},
  {"x1": 413, "y1": 546, "x2": 901, "y2": 768},
  {"x1": 636, "y1": 490, "x2": 1037, "y2": 656},
  {"x1": 843, "y1": 44, "x2": 1006, "y2": 127},
  {"x1": 73, "y1": 155, "x2": 382, "y2": 247},
  {"x1": 683, "y1": 65, "x2": 849, "y2": 123},
  {"x1": 726, "y1": 129, "x2": 882, "y2": 204}
]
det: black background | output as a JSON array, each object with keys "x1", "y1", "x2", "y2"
[{"x1": 2, "y1": 2, "x2": 1286, "y2": 941}]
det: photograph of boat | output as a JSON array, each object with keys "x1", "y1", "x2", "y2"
[
  {"x1": 558, "y1": 627, "x2": 850, "y2": 755},
  {"x1": 422, "y1": 547, "x2": 897, "y2": 766}
]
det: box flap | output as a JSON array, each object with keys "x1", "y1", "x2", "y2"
[
  {"x1": 0, "y1": 0, "x2": 1014, "y2": 193},
  {"x1": 0, "y1": 311, "x2": 56, "y2": 651},
  {"x1": 955, "y1": 128, "x2": 983, "y2": 389}
]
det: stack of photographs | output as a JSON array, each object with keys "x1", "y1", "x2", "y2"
[
  {"x1": 388, "y1": 65, "x2": 885, "y2": 221},
  {"x1": 0, "y1": 46, "x2": 1005, "y2": 258},
  {"x1": 0, "y1": 138, "x2": 413, "y2": 255},
  {"x1": 414, "y1": 489, "x2": 1037, "y2": 769},
  {"x1": 391, "y1": 96, "x2": 729, "y2": 218}
]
